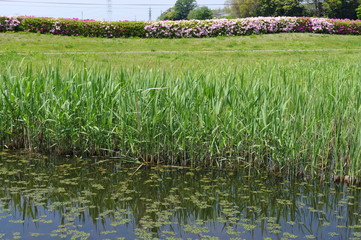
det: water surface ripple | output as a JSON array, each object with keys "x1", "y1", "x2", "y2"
[{"x1": 0, "y1": 151, "x2": 360, "y2": 240}]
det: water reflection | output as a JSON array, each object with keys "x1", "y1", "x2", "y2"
[{"x1": 0, "y1": 151, "x2": 361, "y2": 240}]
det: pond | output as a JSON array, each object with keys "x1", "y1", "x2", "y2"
[{"x1": 0, "y1": 151, "x2": 360, "y2": 240}]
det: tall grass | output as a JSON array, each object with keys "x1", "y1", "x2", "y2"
[{"x1": 1, "y1": 61, "x2": 361, "y2": 177}]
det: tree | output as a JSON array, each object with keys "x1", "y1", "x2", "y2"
[
  {"x1": 280, "y1": 0, "x2": 306, "y2": 16},
  {"x1": 257, "y1": 0, "x2": 277, "y2": 16},
  {"x1": 225, "y1": 0, "x2": 240, "y2": 17},
  {"x1": 225, "y1": 0, "x2": 307, "y2": 17},
  {"x1": 225, "y1": 0, "x2": 260, "y2": 18},
  {"x1": 158, "y1": 8, "x2": 178, "y2": 20},
  {"x1": 323, "y1": 0, "x2": 342, "y2": 18},
  {"x1": 239, "y1": 0, "x2": 260, "y2": 17},
  {"x1": 174, "y1": 0, "x2": 198, "y2": 19},
  {"x1": 312, "y1": 0, "x2": 323, "y2": 16},
  {"x1": 188, "y1": 6, "x2": 213, "y2": 19},
  {"x1": 258, "y1": 0, "x2": 306, "y2": 16},
  {"x1": 323, "y1": 0, "x2": 359, "y2": 19},
  {"x1": 302, "y1": 0, "x2": 324, "y2": 17},
  {"x1": 225, "y1": 0, "x2": 305, "y2": 18},
  {"x1": 357, "y1": 4, "x2": 361, "y2": 19}
]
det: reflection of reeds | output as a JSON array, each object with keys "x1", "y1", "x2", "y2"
[
  {"x1": 1, "y1": 61, "x2": 361, "y2": 176},
  {"x1": 0, "y1": 156, "x2": 360, "y2": 238}
]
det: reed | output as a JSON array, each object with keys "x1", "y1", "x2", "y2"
[{"x1": 1, "y1": 60, "x2": 361, "y2": 177}]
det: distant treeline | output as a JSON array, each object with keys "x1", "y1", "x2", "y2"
[
  {"x1": 226, "y1": 0, "x2": 361, "y2": 20},
  {"x1": 157, "y1": 0, "x2": 361, "y2": 21}
]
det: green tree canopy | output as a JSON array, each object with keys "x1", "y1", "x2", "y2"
[
  {"x1": 238, "y1": 0, "x2": 259, "y2": 17},
  {"x1": 158, "y1": 8, "x2": 178, "y2": 20},
  {"x1": 226, "y1": 0, "x2": 307, "y2": 17},
  {"x1": 357, "y1": 4, "x2": 361, "y2": 19},
  {"x1": 323, "y1": 0, "x2": 359, "y2": 19},
  {"x1": 303, "y1": 0, "x2": 324, "y2": 17},
  {"x1": 257, "y1": 0, "x2": 306, "y2": 17},
  {"x1": 174, "y1": 0, "x2": 198, "y2": 19},
  {"x1": 225, "y1": 0, "x2": 359, "y2": 19},
  {"x1": 187, "y1": 6, "x2": 213, "y2": 19}
]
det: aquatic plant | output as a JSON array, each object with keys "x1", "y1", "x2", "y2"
[
  {"x1": 0, "y1": 153, "x2": 361, "y2": 239},
  {"x1": 1, "y1": 61, "x2": 361, "y2": 177}
]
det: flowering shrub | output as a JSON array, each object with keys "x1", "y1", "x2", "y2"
[
  {"x1": 145, "y1": 17, "x2": 342, "y2": 38},
  {"x1": 19, "y1": 17, "x2": 55, "y2": 33},
  {"x1": 1, "y1": 16, "x2": 361, "y2": 38},
  {"x1": 0, "y1": 17, "x2": 21, "y2": 32},
  {"x1": 331, "y1": 19, "x2": 361, "y2": 34},
  {"x1": 146, "y1": 17, "x2": 361, "y2": 38},
  {"x1": 47, "y1": 19, "x2": 146, "y2": 37},
  {"x1": 0, "y1": 16, "x2": 146, "y2": 37}
]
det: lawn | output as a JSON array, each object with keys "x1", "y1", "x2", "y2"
[
  {"x1": 1, "y1": 32, "x2": 361, "y2": 70},
  {"x1": 1, "y1": 32, "x2": 361, "y2": 53}
]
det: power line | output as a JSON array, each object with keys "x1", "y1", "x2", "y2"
[
  {"x1": 0, "y1": 0, "x2": 171, "y2": 6},
  {"x1": 0, "y1": 3, "x2": 168, "y2": 9},
  {"x1": 0, "y1": 0, "x2": 228, "y2": 6}
]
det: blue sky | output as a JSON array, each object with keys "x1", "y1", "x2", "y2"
[{"x1": 0, "y1": 0, "x2": 227, "y2": 21}]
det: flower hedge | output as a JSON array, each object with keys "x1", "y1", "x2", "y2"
[
  {"x1": 0, "y1": 16, "x2": 146, "y2": 37},
  {"x1": 1, "y1": 16, "x2": 361, "y2": 38},
  {"x1": 145, "y1": 17, "x2": 361, "y2": 38}
]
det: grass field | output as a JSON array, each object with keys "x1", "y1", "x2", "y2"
[
  {"x1": 1, "y1": 32, "x2": 361, "y2": 53},
  {"x1": 1, "y1": 32, "x2": 361, "y2": 178},
  {"x1": 1, "y1": 32, "x2": 361, "y2": 73}
]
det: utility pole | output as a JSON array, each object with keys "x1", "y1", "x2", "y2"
[
  {"x1": 107, "y1": 0, "x2": 112, "y2": 21},
  {"x1": 149, "y1": 7, "x2": 152, "y2": 21}
]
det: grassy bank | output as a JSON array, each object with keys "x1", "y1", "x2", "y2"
[
  {"x1": 1, "y1": 32, "x2": 361, "y2": 54},
  {"x1": 2, "y1": 32, "x2": 361, "y2": 74},
  {"x1": 1, "y1": 33, "x2": 361, "y2": 177}
]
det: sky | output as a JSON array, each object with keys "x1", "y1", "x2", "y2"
[{"x1": 0, "y1": 0, "x2": 227, "y2": 21}]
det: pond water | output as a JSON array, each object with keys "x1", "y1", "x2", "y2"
[{"x1": 0, "y1": 151, "x2": 361, "y2": 240}]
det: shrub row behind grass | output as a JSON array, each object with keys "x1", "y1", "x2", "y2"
[
  {"x1": 1, "y1": 16, "x2": 361, "y2": 38},
  {"x1": 0, "y1": 16, "x2": 146, "y2": 37}
]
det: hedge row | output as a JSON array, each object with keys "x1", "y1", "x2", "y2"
[
  {"x1": 145, "y1": 17, "x2": 361, "y2": 38},
  {"x1": 0, "y1": 17, "x2": 146, "y2": 37},
  {"x1": 1, "y1": 16, "x2": 361, "y2": 38}
]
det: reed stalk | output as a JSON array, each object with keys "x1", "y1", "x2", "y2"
[{"x1": 1, "y1": 61, "x2": 361, "y2": 177}]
